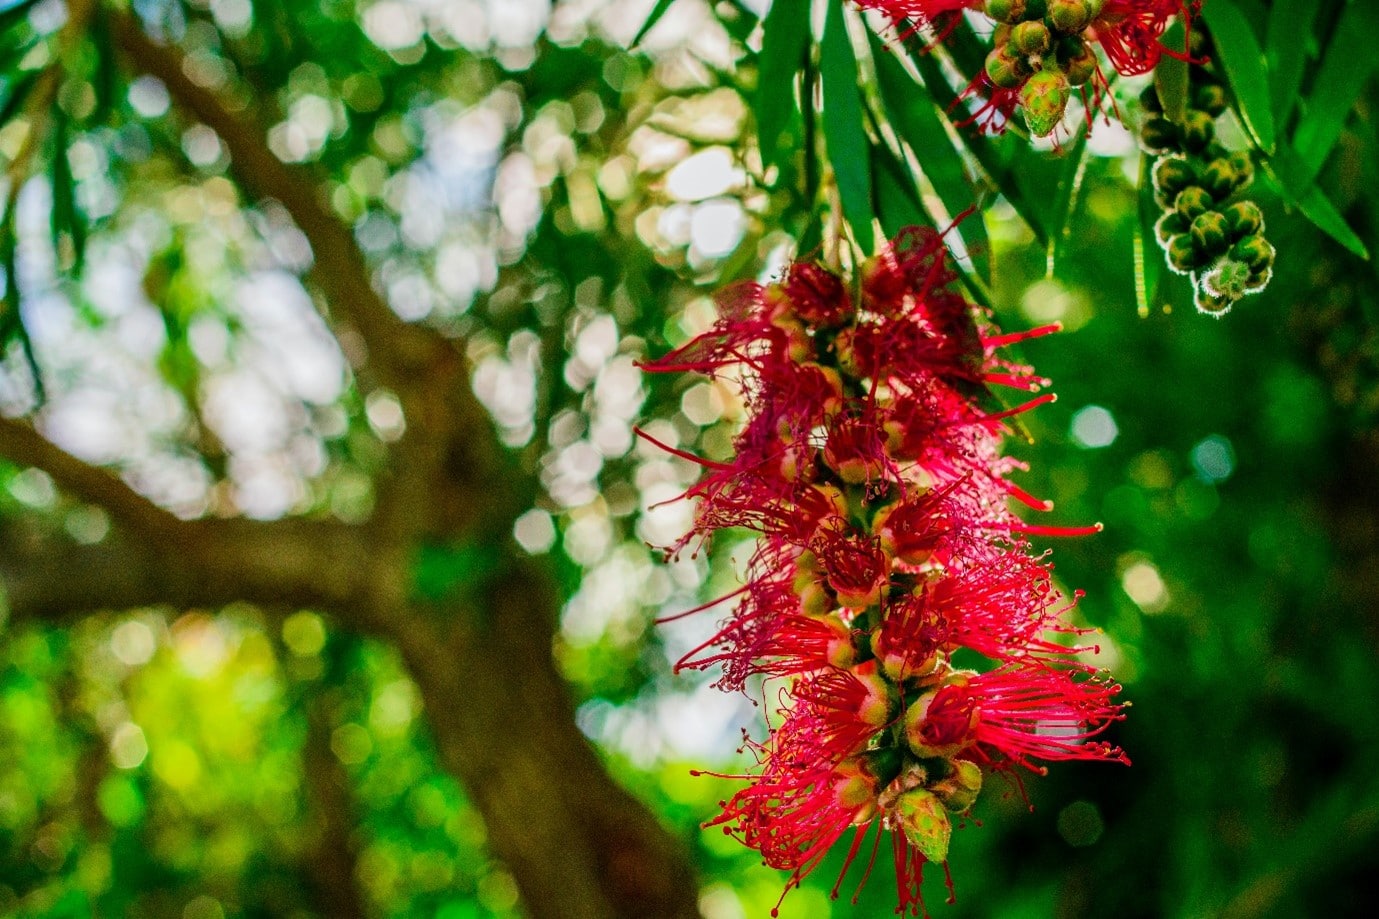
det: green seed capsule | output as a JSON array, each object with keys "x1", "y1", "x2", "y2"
[
  {"x1": 1152, "y1": 155, "x2": 1195, "y2": 196},
  {"x1": 1199, "y1": 158, "x2": 1236, "y2": 199},
  {"x1": 1190, "y1": 211, "x2": 1230, "y2": 255},
  {"x1": 1179, "y1": 110, "x2": 1216, "y2": 153},
  {"x1": 1166, "y1": 234, "x2": 1201, "y2": 274},
  {"x1": 1174, "y1": 186, "x2": 1212, "y2": 221},
  {"x1": 1141, "y1": 117, "x2": 1178, "y2": 153},
  {"x1": 1048, "y1": 0, "x2": 1091, "y2": 32},
  {"x1": 1011, "y1": 20, "x2": 1051, "y2": 54},
  {"x1": 1222, "y1": 201, "x2": 1263, "y2": 238},
  {"x1": 1194, "y1": 84, "x2": 1228, "y2": 117}
]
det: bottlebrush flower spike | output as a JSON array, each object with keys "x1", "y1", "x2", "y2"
[{"x1": 641, "y1": 227, "x2": 1126, "y2": 915}]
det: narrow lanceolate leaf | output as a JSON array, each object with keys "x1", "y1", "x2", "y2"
[
  {"x1": 0, "y1": 69, "x2": 41, "y2": 127},
  {"x1": 1201, "y1": 0, "x2": 1276, "y2": 154},
  {"x1": 630, "y1": 0, "x2": 677, "y2": 48},
  {"x1": 1268, "y1": 148, "x2": 1370, "y2": 261},
  {"x1": 1289, "y1": 1, "x2": 1379, "y2": 187},
  {"x1": 1135, "y1": 154, "x2": 1162, "y2": 317},
  {"x1": 904, "y1": 46, "x2": 1050, "y2": 246},
  {"x1": 1046, "y1": 123, "x2": 1088, "y2": 278},
  {"x1": 1154, "y1": 19, "x2": 1190, "y2": 124},
  {"x1": 868, "y1": 31, "x2": 990, "y2": 284},
  {"x1": 755, "y1": 0, "x2": 810, "y2": 173},
  {"x1": 1264, "y1": 0, "x2": 1318, "y2": 130},
  {"x1": 0, "y1": 0, "x2": 41, "y2": 32},
  {"x1": 872, "y1": 141, "x2": 927, "y2": 238},
  {"x1": 821, "y1": 1, "x2": 874, "y2": 255}
]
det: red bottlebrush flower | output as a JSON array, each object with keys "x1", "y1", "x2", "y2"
[
  {"x1": 813, "y1": 521, "x2": 891, "y2": 610},
  {"x1": 642, "y1": 227, "x2": 1125, "y2": 916},
  {"x1": 1093, "y1": 1, "x2": 1195, "y2": 77},
  {"x1": 850, "y1": 0, "x2": 981, "y2": 30},
  {"x1": 773, "y1": 260, "x2": 855, "y2": 328},
  {"x1": 961, "y1": 664, "x2": 1129, "y2": 770}
]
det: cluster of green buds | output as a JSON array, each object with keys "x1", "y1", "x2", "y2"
[
  {"x1": 1140, "y1": 27, "x2": 1275, "y2": 315},
  {"x1": 985, "y1": 0, "x2": 1104, "y2": 135}
]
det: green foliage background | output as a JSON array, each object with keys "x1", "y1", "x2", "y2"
[{"x1": 1, "y1": 1, "x2": 1377, "y2": 917}]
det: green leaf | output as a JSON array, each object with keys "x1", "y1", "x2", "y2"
[
  {"x1": 630, "y1": 0, "x2": 677, "y2": 49},
  {"x1": 0, "y1": 68, "x2": 40, "y2": 127},
  {"x1": 1268, "y1": 147, "x2": 1370, "y2": 261},
  {"x1": 1264, "y1": 0, "x2": 1318, "y2": 130},
  {"x1": 1135, "y1": 153, "x2": 1163, "y2": 317},
  {"x1": 1046, "y1": 123, "x2": 1089, "y2": 277},
  {"x1": 820, "y1": 1, "x2": 874, "y2": 255},
  {"x1": 1201, "y1": 0, "x2": 1277, "y2": 153},
  {"x1": 755, "y1": 0, "x2": 810, "y2": 173},
  {"x1": 0, "y1": 0, "x2": 41, "y2": 32},
  {"x1": 1154, "y1": 19, "x2": 1189, "y2": 123},
  {"x1": 50, "y1": 113, "x2": 86, "y2": 271},
  {"x1": 1288, "y1": 1, "x2": 1379, "y2": 187},
  {"x1": 871, "y1": 141, "x2": 927, "y2": 239},
  {"x1": 904, "y1": 42, "x2": 1050, "y2": 246},
  {"x1": 869, "y1": 31, "x2": 990, "y2": 284}
]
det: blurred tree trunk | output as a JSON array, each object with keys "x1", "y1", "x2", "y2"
[{"x1": 0, "y1": 12, "x2": 703, "y2": 919}]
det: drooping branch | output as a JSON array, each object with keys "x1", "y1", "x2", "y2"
[
  {"x1": 105, "y1": 10, "x2": 432, "y2": 393},
  {"x1": 107, "y1": 10, "x2": 512, "y2": 541},
  {"x1": 0, "y1": 414, "x2": 184, "y2": 536}
]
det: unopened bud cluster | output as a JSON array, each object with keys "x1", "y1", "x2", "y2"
[
  {"x1": 853, "y1": 0, "x2": 1189, "y2": 136},
  {"x1": 1140, "y1": 25, "x2": 1274, "y2": 316},
  {"x1": 643, "y1": 227, "x2": 1127, "y2": 915},
  {"x1": 985, "y1": 0, "x2": 1104, "y2": 135}
]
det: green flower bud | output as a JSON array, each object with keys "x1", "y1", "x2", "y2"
[
  {"x1": 1189, "y1": 26, "x2": 1212, "y2": 59},
  {"x1": 1139, "y1": 84, "x2": 1163, "y2": 114},
  {"x1": 1060, "y1": 37, "x2": 1096, "y2": 86},
  {"x1": 1193, "y1": 285, "x2": 1233, "y2": 316},
  {"x1": 1190, "y1": 210, "x2": 1230, "y2": 255},
  {"x1": 1048, "y1": 0, "x2": 1091, "y2": 32},
  {"x1": 1020, "y1": 68, "x2": 1071, "y2": 137},
  {"x1": 985, "y1": 0, "x2": 1028, "y2": 24},
  {"x1": 1154, "y1": 211, "x2": 1188, "y2": 246},
  {"x1": 1230, "y1": 235, "x2": 1276, "y2": 271},
  {"x1": 1173, "y1": 185, "x2": 1212, "y2": 221},
  {"x1": 895, "y1": 789, "x2": 952, "y2": 864},
  {"x1": 1193, "y1": 83, "x2": 1228, "y2": 117},
  {"x1": 1084, "y1": 0, "x2": 1106, "y2": 15},
  {"x1": 985, "y1": 48, "x2": 1026, "y2": 89},
  {"x1": 1179, "y1": 110, "x2": 1216, "y2": 153},
  {"x1": 1222, "y1": 200, "x2": 1263, "y2": 238},
  {"x1": 1152, "y1": 155, "x2": 1195, "y2": 196},
  {"x1": 1165, "y1": 233, "x2": 1201, "y2": 274},
  {"x1": 1011, "y1": 20, "x2": 1051, "y2": 54},
  {"x1": 1140, "y1": 116, "x2": 1178, "y2": 153},
  {"x1": 1200, "y1": 259, "x2": 1251, "y2": 300},
  {"x1": 931, "y1": 759, "x2": 984, "y2": 813},
  {"x1": 1199, "y1": 158, "x2": 1236, "y2": 199},
  {"x1": 1228, "y1": 151, "x2": 1255, "y2": 190},
  {"x1": 1244, "y1": 264, "x2": 1273, "y2": 293}
]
